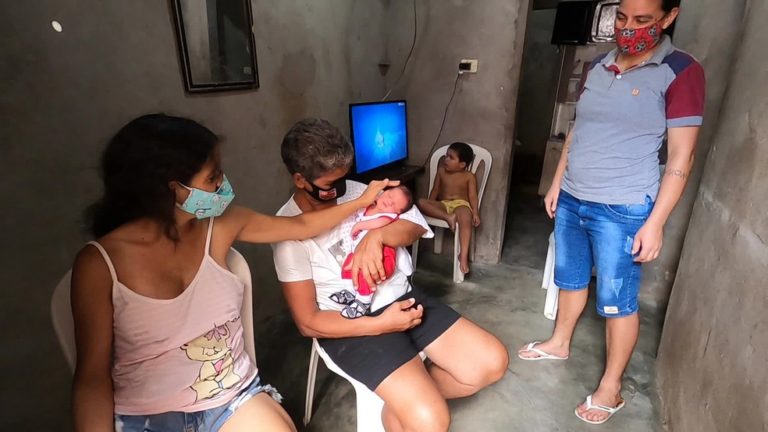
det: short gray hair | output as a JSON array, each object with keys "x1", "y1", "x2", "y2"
[{"x1": 280, "y1": 118, "x2": 353, "y2": 181}]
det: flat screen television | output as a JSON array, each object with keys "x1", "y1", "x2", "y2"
[{"x1": 349, "y1": 100, "x2": 408, "y2": 174}]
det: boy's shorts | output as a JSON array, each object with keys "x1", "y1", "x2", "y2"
[
  {"x1": 441, "y1": 199, "x2": 471, "y2": 214},
  {"x1": 554, "y1": 190, "x2": 654, "y2": 318},
  {"x1": 318, "y1": 287, "x2": 461, "y2": 391}
]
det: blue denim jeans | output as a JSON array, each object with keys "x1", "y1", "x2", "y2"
[
  {"x1": 115, "y1": 376, "x2": 282, "y2": 432},
  {"x1": 554, "y1": 190, "x2": 654, "y2": 317}
]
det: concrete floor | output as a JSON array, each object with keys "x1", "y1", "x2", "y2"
[{"x1": 256, "y1": 188, "x2": 664, "y2": 432}]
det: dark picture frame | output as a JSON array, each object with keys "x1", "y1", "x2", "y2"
[{"x1": 171, "y1": 0, "x2": 259, "y2": 93}]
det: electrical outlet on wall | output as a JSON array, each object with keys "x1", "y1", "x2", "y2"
[{"x1": 459, "y1": 59, "x2": 478, "y2": 74}]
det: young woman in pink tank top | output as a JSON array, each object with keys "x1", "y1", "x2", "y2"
[{"x1": 71, "y1": 114, "x2": 396, "y2": 432}]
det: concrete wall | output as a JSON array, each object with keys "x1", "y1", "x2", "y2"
[
  {"x1": 0, "y1": 1, "x2": 387, "y2": 428},
  {"x1": 636, "y1": 0, "x2": 750, "y2": 313},
  {"x1": 384, "y1": 0, "x2": 531, "y2": 263},
  {"x1": 656, "y1": 0, "x2": 768, "y2": 431},
  {"x1": 513, "y1": 8, "x2": 560, "y2": 184}
]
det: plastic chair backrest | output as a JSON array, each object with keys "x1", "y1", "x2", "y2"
[
  {"x1": 227, "y1": 248, "x2": 257, "y2": 364},
  {"x1": 51, "y1": 248, "x2": 256, "y2": 373},
  {"x1": 51, "y1": 270, "x2": 76, "y2": 371},
  {"x1": 427, "y1": 143, "x2": 493, "y2": 207}
]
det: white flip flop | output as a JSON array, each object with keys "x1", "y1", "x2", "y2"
[
  {"x1": 574, "y1": 394, "x2": 626, "y2": 425},
  {"x1": 517, "y1": 341, "x2": 569, "y2": 361}
]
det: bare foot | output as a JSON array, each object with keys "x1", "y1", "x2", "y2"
[
  {"x1": 447, "y1": 213, "x2": 457, "y2": 231},
  {"x1": 517, "y1": 338, "x2": 569, "y2": 360},
  {"x1": 576, "y1": 383, "x2": 623, "y2": 423},
  {"x1": 459, "y1": 255, "x2": 470, "y2": 274}
]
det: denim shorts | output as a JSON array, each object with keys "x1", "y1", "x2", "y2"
[
  {"x1": 554, "y1": 190, "x2": 654, "y2": 317},
  {"x1": 115, "y1": 376, "x2": 282, "y2": 432}
]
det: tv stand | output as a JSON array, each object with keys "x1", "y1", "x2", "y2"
[{"x1": 350, "y1": 164, "x2": 425, "y2": 194}]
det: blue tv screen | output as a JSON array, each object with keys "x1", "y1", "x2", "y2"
[{"x1": 350, "y1": 100, "x2": 408, "y2": 174}]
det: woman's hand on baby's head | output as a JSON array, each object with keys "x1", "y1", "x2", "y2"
[{"x1": 359, "y1": 179, "x2": 401, "y2": 207}]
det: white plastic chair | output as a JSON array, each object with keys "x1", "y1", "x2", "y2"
[
  {"x1": 304, "y1": 338, "x2": 386, "y2": 431},
  {"x1": 304, "y1": 337, "x2": 427, "y2": 430},
  {"x1": 411, "y1": 143, "x2": 493, "y2": 283},
  {"x1": 51, "y1": 248, "x2": 257, "y2": 372},
  {"x1": 542, "y1": 232, "x2": 559, "y2": 320}
]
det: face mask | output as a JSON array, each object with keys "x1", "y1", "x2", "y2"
[
  {"x1": 306, "y1": 177, "x2": 346, "y2": 201},
  {"x1": 178, "y1": 175, "x2": 235, "y2": 219},
  {"x1": 615, "y1": 18, "x2": 664, "y2": 56}
]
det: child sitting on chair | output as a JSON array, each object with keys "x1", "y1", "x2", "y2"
[
  {"x1": 417, "y1": 142, "x2": 480, "y2": 275},
  {"x1": 338, "y1": 185, "x2": 415, "y2": 319}
]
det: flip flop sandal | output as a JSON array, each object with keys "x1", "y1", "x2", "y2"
[
  {"x1": 517, "y1": 341, "x2": 569, "y2": 361},
  {"x1": 574, "y1": 394, "x2": 626, "y2": 425}
]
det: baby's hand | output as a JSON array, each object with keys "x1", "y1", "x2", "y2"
[{"x1": 472, "y1": 213, "x2": 481, "y2": 227}]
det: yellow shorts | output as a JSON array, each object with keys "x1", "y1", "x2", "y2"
[{"x1": 441, "y1": 199, "x2": 471, "y2": 214}]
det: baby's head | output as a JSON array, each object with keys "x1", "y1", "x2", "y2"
[
  {"x1": 445, "y1": 142, "x2": 474, "y2": 172},
  {"x1": 373, "y1": 185, "x2": 414, "y2": 214}
]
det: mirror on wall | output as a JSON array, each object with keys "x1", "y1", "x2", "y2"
[{"x1": 172, "y1": 0, "x2": 259, "y2": 93}]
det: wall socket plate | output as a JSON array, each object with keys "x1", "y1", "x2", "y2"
[{"x1": 459, "y1": 59, "x2": 478, "y2": 74}]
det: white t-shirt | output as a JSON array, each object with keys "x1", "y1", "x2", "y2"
[{"x1": 272, "y1": 180, "x2": 433, "y2": 313}]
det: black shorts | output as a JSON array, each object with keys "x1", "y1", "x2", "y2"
[{"x1": 318, "y1": 287, "x2": 461, "y2": 391}]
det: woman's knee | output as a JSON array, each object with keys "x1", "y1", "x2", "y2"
[
  {"x1": 403, "y1": 398, "x2": 450, "y2": 432},
  {"x1": 484, "y1": 338, "x2": 510, "y2": 384},
  {"x1": 377, "y1": 357, "x2": 450, "y2": 432},
  {"x1": 464, "y1": 337, "x2": 509, "y2": 388}
]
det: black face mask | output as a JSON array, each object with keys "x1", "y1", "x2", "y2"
[{"x1": 305, "y1": 177, "x2": 347, "y2": 201}]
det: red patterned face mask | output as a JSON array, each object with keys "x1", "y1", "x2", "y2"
[{"x1": 615, "y1": 20, "x2": 664, "y2": 56}]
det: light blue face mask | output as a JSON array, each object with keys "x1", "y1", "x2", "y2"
[{"x1": 178, "y1": 175, "x2": 235, "y2": 219}]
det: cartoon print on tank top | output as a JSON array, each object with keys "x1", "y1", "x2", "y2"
[{"x1": 181, "y1": 319, "x2": 242, "y2": 402}]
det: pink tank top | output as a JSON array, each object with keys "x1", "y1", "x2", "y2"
[{"x1": 88, "y1": 218, "x2": 257, "y2": 415}]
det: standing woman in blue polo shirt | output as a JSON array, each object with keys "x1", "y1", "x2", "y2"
[{"x1": 518, "y1": 0, "x2": 705, "y2": 425}]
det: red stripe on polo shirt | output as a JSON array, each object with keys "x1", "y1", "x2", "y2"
[{"x1": 666, "y1": 61, "x2": 706, "y2": 121}]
